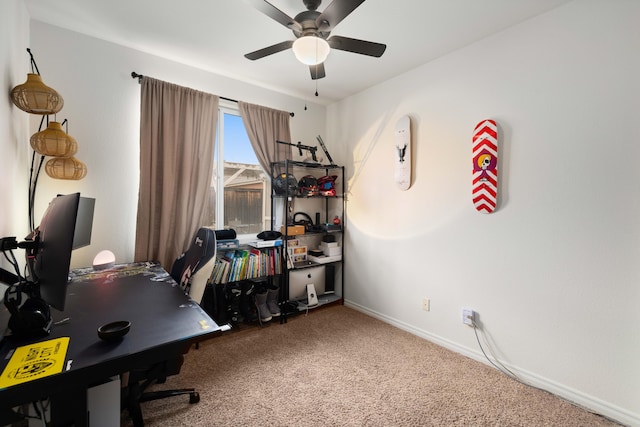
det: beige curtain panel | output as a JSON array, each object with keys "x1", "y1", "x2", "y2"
[
  {"x1": 135, "y1": 77, "x2": 219, "y2": 270},
  {"x1": 238, "y1": 101, "x2": 292, "y2": 174}
]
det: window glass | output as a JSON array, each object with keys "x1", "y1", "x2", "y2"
[{"x1": 209, "y1": 108, "x2": 269, "y2": 237}]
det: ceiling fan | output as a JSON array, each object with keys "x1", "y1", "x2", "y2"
[{"x1": 244, "y1": 0, "x2": 387, "y2": 80}]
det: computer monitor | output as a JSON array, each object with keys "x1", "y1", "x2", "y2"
[
  {"x1": 30, "y1": 192, "x2": 81, "y2": 312},
  {"x1": 72, "y1": 196, "x2": 95, "y2": 250},
  {"x1": 288, "y1": 266, "x2": 325, "y2": 301},
  {"x1": 1, "y1": 193, "x2": 84, "y2": 337}
]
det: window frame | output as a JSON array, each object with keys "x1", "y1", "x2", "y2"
[{"x1": 213, "y1": 104, "x2": 269, "y2": 242}]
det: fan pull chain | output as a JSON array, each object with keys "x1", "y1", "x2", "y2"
[{"x1": 315, "y1": 40, "x2": 320, "y2": 97}]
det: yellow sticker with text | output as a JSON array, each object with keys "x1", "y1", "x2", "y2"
[{"x1": 0, "y1": 337, "x2": 70, "y2": 388}]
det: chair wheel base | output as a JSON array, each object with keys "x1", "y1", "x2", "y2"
[{"x1": 189, "y1": 392, "x2": 200, "y2": 404}]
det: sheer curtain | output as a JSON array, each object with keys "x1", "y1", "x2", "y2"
[
  {"x1": 135, "y1": 77, "x2": 219, "y2": 270},
  {"x1": 238, "y1": 101, "x2": 292, "y2": 173}
]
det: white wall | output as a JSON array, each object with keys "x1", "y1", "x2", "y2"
[
  {"x1": 327, "y1": 0, "x2": 640, "y2": 425},
  {"x1": 1, "y1": 0, "x2": 30, "y2": 286},
  {"x1": 28, "y1": 21, "x2": 326, "y2": 269}
]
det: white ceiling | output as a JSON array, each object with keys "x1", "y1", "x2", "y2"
[{"x1": 24, "y1": 0, "x2": 572, "y2": 105}]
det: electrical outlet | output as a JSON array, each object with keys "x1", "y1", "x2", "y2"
[
  {"x1": 462, "y1": 308, "x2": 475, "y2": 326},
  {"x1": 422, "y1": 298, "x2": 430, "y2": 311}
]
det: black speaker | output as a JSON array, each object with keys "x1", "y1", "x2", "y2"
[
  {"x1": 325, "y1": 264, "x2": 335, "y2": 294},
  {"x1": 215, "y1": 229, "x2": 236, "y2": 241}
]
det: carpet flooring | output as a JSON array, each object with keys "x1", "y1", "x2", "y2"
[{"x1": 122, "y1": 305, "x2": 620, "y2": 426}]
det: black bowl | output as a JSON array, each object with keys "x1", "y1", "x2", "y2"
[{"x1": 97, "y1": 320, "x2": 131, "y2": 341}]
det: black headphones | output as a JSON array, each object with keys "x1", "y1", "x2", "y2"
[
  {"x1": 5, "y1": 287, "x2": 51, "y2": 337},
  {"x1": 293, "y1": 212, "x2": 314, "y2": 226},
  {"x1": 293, "y1": 212, "x2": 324, "y2": 232}
]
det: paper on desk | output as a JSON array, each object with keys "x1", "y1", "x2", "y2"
[{"x1": 0, "y1": 337, "x2": 70, "y2": 388}]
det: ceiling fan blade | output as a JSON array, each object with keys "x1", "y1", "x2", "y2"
[
  {"x1": 245, "y1": 40, "x2": 294, "y2": 60},
  {"x1": 244, "y1": 0, "x2": 302, "y2": 32},
  {"x1": 316, "y1": 0, "x2": 366, "y2": 31},
  {"x1": 328, "y1": 35, "x2": 386, "y2": 57},
  {"x1": 310, "y1": 63, "x2": 326, "y2": 80}
]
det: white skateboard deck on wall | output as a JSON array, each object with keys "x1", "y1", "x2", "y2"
[{"x1": 394, "y1": 115, "x2": 411, "y2": 190}]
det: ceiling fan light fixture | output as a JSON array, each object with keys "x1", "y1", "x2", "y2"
[{"x1": 292, "y1": 36, "x2": 330, "y2": 65}]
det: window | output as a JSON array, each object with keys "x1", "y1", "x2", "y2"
[{"x1": 208, "y1": 106, "x2": 270, "y2": 238}]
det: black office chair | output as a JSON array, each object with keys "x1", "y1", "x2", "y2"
[{"x1": 122, "y1": 227, "x2": 216, "y2": 427}]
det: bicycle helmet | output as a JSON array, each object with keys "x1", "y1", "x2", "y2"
[
  {"x1": 297, "y1": 175, "x2": 318, "y2": 197},
  {"x1": 317, "y1": 175, "x2": 337, "y2": 196},
  {"x1": 273, "y1": 173, "x2": 298, "y2": 196}
]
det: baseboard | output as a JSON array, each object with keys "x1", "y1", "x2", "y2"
[{"x1": 344, "y1": 300, "x2": 638, "y2": 427}]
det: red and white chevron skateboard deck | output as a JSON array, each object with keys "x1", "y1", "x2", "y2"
[{"x1": 472, "y1": 119, "x2": 498, "y2": 213}]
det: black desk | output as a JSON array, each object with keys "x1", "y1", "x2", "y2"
[{"x1": 0, "y1": 262, "x2": 223, "y2": 426}]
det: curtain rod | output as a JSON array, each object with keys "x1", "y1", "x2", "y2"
[{"x1": 131, "y1": 72, "x2": 294, "y2": 117}]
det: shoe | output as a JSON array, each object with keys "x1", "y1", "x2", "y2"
[
  {"x1": 239, "y1": 282, "x2": 257, "y2": 322},
  {"x1": 228, "y1": 286, "x2": 244, "y2": 323},
  {"x1": 266, "y1": 286, "x2": 281, "y2": 317},
  {"x1": 254, "y1": 290, "x2": 272, "y2": 322}
]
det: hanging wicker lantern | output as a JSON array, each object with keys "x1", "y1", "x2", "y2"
[
  {"x1": 10, "y1": 73, "x2": 64, "y2": 114},
  {"x1": 30, "y1": 121, "x2": 77, "y2": 157},
  {"x1": 45, "y1": 157, "x2": 87, "y2": 180}
]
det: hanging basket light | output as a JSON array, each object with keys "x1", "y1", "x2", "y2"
[
  {"x1": 11, "y1": 73, "x2": 64, "y2": 115},
  {"x1": 45, "y1": 156, "x2": 87, "y2": 180},
  {"x1": 10, "y1": 49, "x2": 64, "y2": 115},
  {"x1": 30, "y1": 121, "x2": 77, "y2": 157}
]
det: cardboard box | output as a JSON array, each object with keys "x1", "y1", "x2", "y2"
[{"x1": 281, "y1": 225, "x2": 305, "y2": 235}]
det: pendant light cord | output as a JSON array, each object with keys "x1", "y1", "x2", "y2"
[
  {"x1": 26, "y1": 48, "x2": 40, "y2": 75},
  {"x1": 314, "y1": 39, "x2": 319, "y2": 97}
]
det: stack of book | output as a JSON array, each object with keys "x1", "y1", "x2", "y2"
[
  {"x1": 216, "y1": 239, "x2": 239, "y2": 250},
  {"x1": 209, "y1": 247, "x2": 282, "y2": 284},
  {"x1": 247, "y1": 239, "x2": 283, "y2": 248}
]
